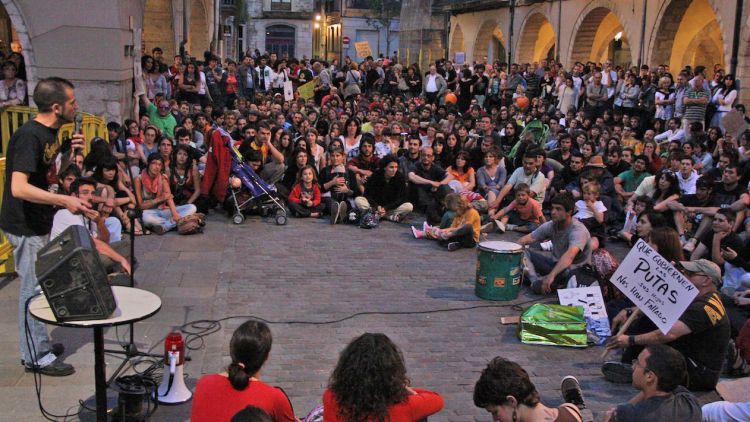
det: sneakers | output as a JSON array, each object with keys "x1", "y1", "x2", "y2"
[
  {"x1": 505, "y1": 223, "x2": 518, "y2": 232},
  {"x1": 561, "y1": 376, "x2": 593, "y2": 422},
  {"x1": 150, "y1": 224, "x2": 166, "y2": 235},
  {"x1": 540, "y1": 240, "x2": 553, "y2": 251},
  {"x1": 447, "y1": 242, "x2": 461, "y2": 251},
  {"x1": 480, "y1": 222, "x2": 495, "y2": 234},
  {"x1": 387, "y1": 214, "x2": 402, "y2": 223},
  {"x1": 423, "y1": 221, "x2": 431, "y2": 231},
  {"x1": 338, "y1": 201, "x2": 348, "y2": 224},
  {"x1": 411, "y1": 226, "x2": 425, "y2": 239},
  {"x1": 496, "y1": 221, "x2": 506, "y2": 233},
  {"x1": 25, "y1": 354, "x2": 75, "y2": 377},
  {"x1": 329, "y1": 201, "x2": 340, "y2": 225},
  {"x1": 601, "y1": 361, "x2": 633, "y2": 384}
]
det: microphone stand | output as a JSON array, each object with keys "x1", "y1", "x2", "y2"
[{"x1": 103, "y1": 134, "x2": 165, "y2": 385}]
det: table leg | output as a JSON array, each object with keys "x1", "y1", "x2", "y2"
[{"x1": 94, "y1": 326, "x2": 107, "y2": 422}]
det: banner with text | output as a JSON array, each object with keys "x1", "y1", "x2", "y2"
[{"x1": 609, "y1": 239, "x2": 698, "y2": 334}]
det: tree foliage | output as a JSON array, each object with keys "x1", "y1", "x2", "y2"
[{"x1": 363, "y1": 0, "x2": 401, "y2": 30}]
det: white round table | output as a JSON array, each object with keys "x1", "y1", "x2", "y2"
[{"x1": 28, "y1": 286, "x2": 161, "y2": 422}]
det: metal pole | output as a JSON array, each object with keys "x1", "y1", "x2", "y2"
[
  {"x1": 731, "y1": 0, "x2": 743, "y2": 76},
  {"x1": 638, "y1": 0, "x2": 647, "y2": 67},
  {"x1": 556, "y1": 0, "x2": 561, "y2": 62},
  {"x1": 508, "y1": 0, "x2": 515, "y2": 65}
]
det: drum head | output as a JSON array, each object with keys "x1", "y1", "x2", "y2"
[{"x1": 478, "y1": 241, "x2": 523, "y2": 253}]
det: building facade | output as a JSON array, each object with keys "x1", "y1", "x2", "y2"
[
  {"x1": 220, "y1": 0, "x2": 316, "y2": 61},
  {"x1": 0, "y1": 0, "x2": 215, "y2": 122},
  {"x1": 322, "y1": 0, "x2": 399, "y2": 63},
  {"x1": 440, "y1": 0, "x2": 750, "y2": 101}
]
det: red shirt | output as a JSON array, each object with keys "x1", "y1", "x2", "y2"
[
  {"x1": 322, "y1": 388, "x2": 443, "y2": 422},
  {"x1": 191, "y1": 374, "x2": 297, "y2": 422}
]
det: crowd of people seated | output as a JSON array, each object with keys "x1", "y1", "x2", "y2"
[{"x1": 8, "y1": 46, "x2": 750, "y2": 419}]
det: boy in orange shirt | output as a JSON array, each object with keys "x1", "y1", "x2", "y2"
[{"x1": 483, "y1": 183, "x2": 545, "y2": 233}]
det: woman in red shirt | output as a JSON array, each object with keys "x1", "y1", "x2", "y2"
[
  {"x1": 323, "y1": 333, "x2": 444, "y2": 422},
  {"x1": 191, "y1": 321, "x2": 297, "y2": 422}
]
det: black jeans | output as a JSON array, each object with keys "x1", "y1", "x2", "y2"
[
  {"x1": 439, "y1": 224, "x2": 477, "y2": 249},
  {"x1": 288, "y1": 201, "x2": 324, "y2": 217},
  {"x1": 412, "y1": 185, "x2": 450, "y2": 224}
]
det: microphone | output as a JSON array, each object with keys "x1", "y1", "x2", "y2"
[{"x1": 73, "y1": 113, "x2": 83, "y2": 135}]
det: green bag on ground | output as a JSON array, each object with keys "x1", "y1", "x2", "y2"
[{"x1": 517, "y1": 304, "x2": 588, "y2": 347}]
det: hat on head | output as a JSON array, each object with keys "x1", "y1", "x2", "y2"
[
  {"x1": 585, "y1": 155, "x2": 607, "y2": 168},
  {"x1": 679, "y1": 259, "x2": 721, "y2": 285}
]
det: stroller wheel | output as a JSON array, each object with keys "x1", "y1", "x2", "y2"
[
  {"x1": 275, "y1": 210, "x2": 287, "y2": 225},
  {"x1": 232, "y1": 213, "x2": 245, "y2": 225}
]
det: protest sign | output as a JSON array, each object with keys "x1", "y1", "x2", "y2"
[
  {"x1": 355, "y1": 41, "x2": 372, "y2": 58},
  {"x1": 297, "y1": 79, "x2": 317, "y2": 100},
  {"x1": 455, "y1": 52, "x2": 465, "y2": 65},
  {"x1": 283, "y1": 80, "x2": 294, "y2": 101},
  {"x1": 558, "y1": 286, "x2": 611, "y2": 343},
  {"x1": 609, "y1": 239, "x2": 699, "y2": 334}
]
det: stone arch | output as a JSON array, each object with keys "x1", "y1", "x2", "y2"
[
  {"x1": 188, "y1": 0, "x2": 210, "y2": 58},
  {"x1": 649, "y1": 0, "x2": 726, "y2": 74},
  {"x1": 517, "y1": 12, "x2": 555, "y2": 64},
  {"x1": 566, "y1": 2, "x2": 634, "y2": 67},
  {"x1": 143, "y1": 0, "x2": 176, "y2": 58},
  {"x1": 0, "y1": 0, "x2": 35, "y2": 86},
  {"x1": 473, "y1": 20, "x2": 505, "y2": 64},
  {"x1": 450, "y1": 22, "x2": 465, "y2": 59}
]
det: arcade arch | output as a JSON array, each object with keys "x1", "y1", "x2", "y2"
[
  {"x1": 517, "y1": 13, "x2": 555, "y2": 64},
  {"x1": 650, "y1": 0, "x2": 725, "y2": 74},
  {"x1": 569, "y1": 7, "x2": 630, "y2": 67},
  {"x1": 473, "y1": 20, "x2": 505, "y2": 64}
]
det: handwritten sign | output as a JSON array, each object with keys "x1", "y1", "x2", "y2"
[
  {"x1": 558, "y1": 286, "x2": 611, "y2": 343},
  {"x1": 609, "y1": 239, "x2": 698, "y2": 334},
  {"x1": 355, "y1": 41, "x2": 372, "y2": 58},
  {"x1": 455, "y1": 52, "x2": 465, "y2": 65}
]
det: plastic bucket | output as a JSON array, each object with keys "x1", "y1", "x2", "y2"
[{"x1": 475, "y1": 241, "x2": 523, "y2": 301}]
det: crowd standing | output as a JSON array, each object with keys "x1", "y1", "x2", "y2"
[{"x1": 2, "y1": 45, "x2": 750, "y2": 421}]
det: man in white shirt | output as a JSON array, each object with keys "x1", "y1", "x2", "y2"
[
  {"x1": 51, "y1": 178, "x2": 131, "y2": 275},
  {"x1": 675, "y1": 155, "x2": 699, "y2": 195},
  {"x1": 654, "y1": 117, "x2": 686, "y2": 145},
  {"x1": 422, "y1": 64, "x2": 446, "y2": 105}
]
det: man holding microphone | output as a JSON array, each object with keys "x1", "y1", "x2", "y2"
[{"x1": 0, "y1": 77, "x2": 90, "y2": 376}]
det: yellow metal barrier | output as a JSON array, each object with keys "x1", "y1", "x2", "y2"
[
  {"x1": 0, "y1": 107, "x2": 107, "y2": 273},
  {"x1": 0, "y1": 158, "x2": 14, "y2": 274},
  {"x1": 1, "y1": 106, "x2": 108, "y2": 157}
]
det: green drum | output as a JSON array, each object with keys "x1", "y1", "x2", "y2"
[{"x1": 475, "y1": 241, "x2": 523, "y2": 301}]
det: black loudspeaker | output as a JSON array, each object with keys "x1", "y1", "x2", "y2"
[{"x1": 35, "y1": 225, "x2": 116, "y2": 321}]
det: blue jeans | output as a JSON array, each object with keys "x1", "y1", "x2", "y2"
[
  {"x1": 523, "y1": 249, "x2": 571, "y2": 294},
  {"x1": 142, "y1": 204, "x2": 196, "y2": 232},
  {"x1": 105, "y1": 216, "x2": 122, "y2": 243},
  {"x1": 7, "y1": 233, "x2": 51, "y2": 364}
]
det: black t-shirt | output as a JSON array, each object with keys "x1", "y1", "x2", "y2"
[
  {"x1": 607, "y1": 160, "x2": 631, "y2": 178},
  {"x1": 713, "y1": 183, "x2": 746, "y2": 207},
  {"x1": 409, "y1": 162, "x2": 446, "y2": 183},
  {"x1": 698, "y1": 231, "x2": 745, "y2": 258},
  {"x1": 0, "y1": 120, "x2": 60, "y2": 236},
  {"x1": 612, "y1": 386, "x2": 701, "y2": 422},
  {"x1": 669, "y1": 292, "x2": 730, "y2": 372}
]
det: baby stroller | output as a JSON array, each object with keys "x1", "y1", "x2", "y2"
[
  {"x1": 508, "y1": 119, "x2": 549, "y2": 160},
  {"x1": 227, "y1": 142, "x2": 287, "y2": 225}
]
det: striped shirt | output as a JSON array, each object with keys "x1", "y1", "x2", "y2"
[{"x1": 683, "y1": 85, "x2": 710, "y2": 123}]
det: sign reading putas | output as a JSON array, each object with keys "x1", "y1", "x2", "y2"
[{"x1": 609, "y1": 239, "x2": 699, "y2": 334}]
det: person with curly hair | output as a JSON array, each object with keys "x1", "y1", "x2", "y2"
[
  {"x1": 473, "y1": 356, "x2": 585, "y2": 422},
  {"x1": 323, "y1": 333, "x2": 443, "y2": 422},
  {"x1": 191, "y1": 321, "x2": 297, "y2": 422}
]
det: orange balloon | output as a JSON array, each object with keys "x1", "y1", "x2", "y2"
[
  {"x1": 515, "y1": 95, "x2": 529, "y2": 110},
  {"x1": 445, "y1": 93, "x2": 458, "y2": 104}
]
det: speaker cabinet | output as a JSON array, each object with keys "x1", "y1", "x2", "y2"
[{"x1": 35, "y1": 225, "x2": 116, "y2": 321}]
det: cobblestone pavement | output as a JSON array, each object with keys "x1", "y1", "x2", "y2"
[{"x1": 0, "y1": 212, "x2": 709, "y2": 421}]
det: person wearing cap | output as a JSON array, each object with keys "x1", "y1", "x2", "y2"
[
  {"x1": 602, "y1": 258, "x2": 730, "y2": 391},
  {"x1": 138, "y1": 89, "x2": 178, "y2": 140}
]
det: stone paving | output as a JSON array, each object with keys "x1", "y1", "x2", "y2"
[{"x1": 0, "y1": 212, "x2": 707, "y2": 421}]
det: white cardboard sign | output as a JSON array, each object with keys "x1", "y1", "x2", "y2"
[
  {"x1": 558, "y1": 286, "x2": 611, "y2": 340},
  {"x1": 609, "y1": 239, "x2": 699, "y2": 334}
]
